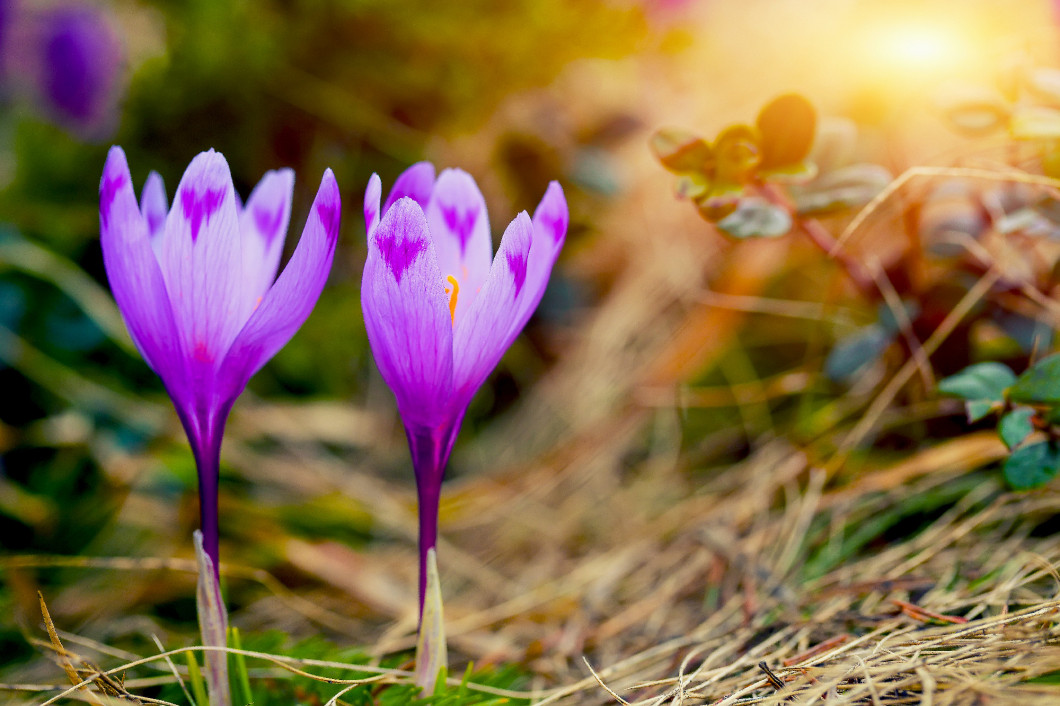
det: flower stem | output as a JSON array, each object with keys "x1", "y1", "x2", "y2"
[
  {"x1": 405, "y1": 422, "x2": 459, "y2": 622},
  {"x1": 198, "y1": 470, "x2": 220, "y2": 577},
  {"x1": 178, "y1": 404, "x2": 232, "y2": 580},
  {"x1": 416, "y1": 477, "x2": 440, "y2": 619}
]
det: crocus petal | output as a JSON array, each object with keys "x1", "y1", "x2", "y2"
[
  {"x1": 219, "y1": 169, "x2": 341, "y2": 402},
  {"x1": 515, "y1": 181, "x2": 568, "y2": 324},
  {"x1": 156, "y1": 150, "x2": 245, "y2": 372},
  {"x1": 451, "y1": 211, "x2": 534, "y2": 402},
  {"x1": 99, "y1": 146, "x2": 186, "y2": 398},
  {"x1": 424, "y1": 169, "x2": 492, "y2": 324},
  {"x1": 383, "y1": 161, "x2": 436, "y2": 216},
  {"x1": 239, "y1": 168, "x2": 294, "y2": 305},
  {"x1": 365, "y1": 173, "x2": 382, "y2": 237},
  {"x1": 362, "y1": 198, "x2": 454, "y2": 428},
  {"x1": 140, "y1": 170, "x2": 168, "y2": 246}
]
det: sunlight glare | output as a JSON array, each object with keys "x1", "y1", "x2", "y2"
[{"x1": 866, "y1": 21, "x2": 969, "y2": 76}]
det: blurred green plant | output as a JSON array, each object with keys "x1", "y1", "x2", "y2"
[
  {"x1": 651, "y1": 94, "x2": 891, "y2": 238},
  {"x1": 167, "y1": 630, "x2": 528, "y2": 706},
  {"x1": 940, "y1": 356, "x2": 1060, "y2": 489}
]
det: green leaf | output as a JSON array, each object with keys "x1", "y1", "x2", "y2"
[
  {"x1": 1003, "y1": 441, "x2": 1060, "y2": 489},
  {"x1": 186, "y1": 652, "x2": 207, "y2": 706},
  {"x1": 999, "y1": 407, "x2": 1036, "y2": 450},
  {"x1": 938, "y1": 362, "x2": 1016, "y2": 401},
  {"x1": 228, "y1": 627, "x2": 253, "y2": 706},
  {"x1": 825, "y1": 324, "x2": 893, "y2": 382},
  {"x1": 1010, "y1": 354, "x2": 1060, "y2": 404},
  {"x1": 966, "y1": 400, "x2": 996, "y2": 423},
  {"x1": 194, "y1": 530, "x2": 230, "y2": 706},
  {"x1": 651, "y1": 128, "x2": 713, "y2": 173},
  {"x1": 757, "y1": 93, "x2": 816, "y2": 170},
  {"x1": 714, "y1": 196, "x2": 792, "y2": 239},
  {"x1": 792, "y1": 163, "x2": 892, "y2": 215},
  {"x1": 415, "y1": 548, "x2": 447, "y2": 693}
]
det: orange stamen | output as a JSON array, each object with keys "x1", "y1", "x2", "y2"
[{"x1": 445, "y1": 275, "x2": 460, "y2": 323}]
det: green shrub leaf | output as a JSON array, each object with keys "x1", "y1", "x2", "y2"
[
  {"x1": 715, "y1": 196, "x2": 792, "y2": 238},
  {"x1": 998, "y1": 407, "x2": 1036, "y2": 450},
  {"x1": 966, "y1": 400, "x2": 996, "y2": 423},
  {"x1": 651, "y1": 128, "x2": 713, "y2": 173},
  {"x1": 1003, "y1": 441, "x2": 1060, "y2": 489},
  {"x1": 792, "y1": 163, "x2": 892, "y2": 215},
  {"x1": 825, "y1": 325, "x2": 893, "y2": 382},
  {"x1": 757, "y1": 93, "x2": 816, "y2": 170},
  {"x1": 938, "y1": 362, "x2": 1016, "y2": 402},
  {"x1": 1009, "y1": 354, "x2": 1060, "y2": 404}
]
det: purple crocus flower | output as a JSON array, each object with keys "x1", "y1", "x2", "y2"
[
  {"x1": 99, "y1": 146, "x2": 341, "y2": 572},
  {"x1": 361, "y1": 163, "x2": 568, "y2": 620}
]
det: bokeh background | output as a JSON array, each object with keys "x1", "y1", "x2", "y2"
[{"x1": 4, "y1": 0, "x2": 1060, "y2": 702}]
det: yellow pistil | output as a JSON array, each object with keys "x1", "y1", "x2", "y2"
[{"x1": 444, "y1": 275, "x2": 460, "y2": 323}]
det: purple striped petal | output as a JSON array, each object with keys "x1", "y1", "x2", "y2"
[
  {"x1": 424, "y1": 169, "x2": 492, "y2": 325},
  {"x1": 99, "y1": 146, "x2": 187, "y2": 400},
  {"x1": 239, "y1": 168, "x2": 294, "y2": 306},
  {"x1": 140, "y1": 170, "x2": 167, "y2": 246},
  {"x1": 365, "y1": 173, "x2": 382, "y2": 237},
  {"x1": 383, "y1": 161, "x2": 436, "y2": 216},
  {"x1": 362, "y1": 198, "x2": 454, "y2": 428},
  {"x1": 514, "y1": 181, "x2": 568, "y2": 324},
  {"x1": 451, "y1": 211, "x2": 533, "y2": 402},
  {"x1": 155, "y1": 150, "x2": 245, "y2": 373},
  {"x1": 219, "y1": 169, "x2": 341, "y2": 401}
]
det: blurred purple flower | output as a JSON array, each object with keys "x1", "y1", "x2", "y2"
[
  {"x1": 39, "y1": 5, "x2": 121, "y2": 126},
  {"x1": 361, "y1": 163, "x2": 567, "y2": 616},
  {"x1": 0, "y1": 1, "x2": 11, "y2": 78},
  {"x1": 99, "y1": 146, "x2": 341, "y2": 570},
  {"x1": 2, "y1": 2, "x2": 124, "y2": 135}
]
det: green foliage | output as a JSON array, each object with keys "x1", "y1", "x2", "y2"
[
  {"x1": 157, "y1": 632, "x2": 528, "y2": 706},
  {"x1": 1009, "y1": 354, "x2": 1060, "y2": 404},
  {"x1": 824, "y1": 324, "x2": 892, "y2": 382},
  {"x1": 186, "y1": 652, "x2": 208, "y2": 706},
  {"x1": 651, "y1": 94, "x2": 819, "y2": 232},
  {"x1": 939, "y1": 355, "x2": 1060, "y2": 489},
  {"x1": 1004, "y1": 442, "x2": 1060, "y2": 490},
  {"x1": 999, "y1": 407, "x2": 1035, "y2": 450},
  {"x1": 652, "y1": 94, "x2": 891, "y2": 235},
  {"x1": 228, "y1": 627, "x2": 253, "y2": 706},
  {"x1": 715, "y1": 197, "x2": 792, "y2": 239},
  {"x1": 938, "y1": 362, "x2": 1016, "y2": 404},
  {"x1": 824, "y1": 302, "x2": 918, "y2": 383},
  {"x1": 789, "y1": 163, "x2": 892, "y2": 215}
]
